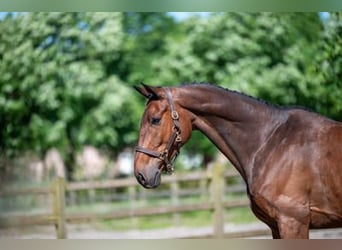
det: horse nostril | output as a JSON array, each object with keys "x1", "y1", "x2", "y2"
[{"x1": 137, "y1": 172, "x2": 146, "y2": 184}]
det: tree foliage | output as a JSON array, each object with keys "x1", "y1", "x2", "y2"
[
  {"x1": 310, "y1": 12, "x2": 342, "y2": 120},
  {"x1": 154, "y1": 13, "x2": 322, "y2": 99},
  {"x1": 0, "y1": 12, "x2": 341, "y2": 177},
  {"x1": 0, "y1": 13, "x2": 140, "y2": 178},
  {"x1": 120, "y1": 12, "x2": 180, "y2": 84}
]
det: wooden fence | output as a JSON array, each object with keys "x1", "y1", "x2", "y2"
[
  {"x1": 0, "y1": 177, "x2": 67, "y2": 238},
  {"x1": 0, "y1": 165, "x2": 271, "y2": 239}
]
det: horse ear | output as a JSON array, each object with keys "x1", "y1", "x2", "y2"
[{"x1": 134, "y1": 83, "x2": 160, "y2": 100}]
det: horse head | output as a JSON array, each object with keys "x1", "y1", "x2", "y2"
[{"x1": 133, "y1": 84, "x2": 192, "y2": 188}]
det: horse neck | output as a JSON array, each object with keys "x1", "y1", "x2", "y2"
[{"x1": 177, "y1": 85, "x2": 285, "y2": 182}]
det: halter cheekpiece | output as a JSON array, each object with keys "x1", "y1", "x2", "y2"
[{"x1": 135, "y1": 88, "x2": 182, "y2": 174}]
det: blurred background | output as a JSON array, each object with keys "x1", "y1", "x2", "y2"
[{"x1": 0, "y1": 12, "x2": 341, "y2": 238}]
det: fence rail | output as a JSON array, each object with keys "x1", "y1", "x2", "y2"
[
  {"x1": 66, "y1": 169, "x2": 238, "y2": 191},
  {"x1": 0, "y1": 165, "x2": 263, "y2": 239},
  {"x1": 0, "y1": 177, "x2": 67, "y2": 238}
]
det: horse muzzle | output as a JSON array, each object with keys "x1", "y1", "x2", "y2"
[{"x1": 135, "y1": 166, "x2": 162, "y2": 189}]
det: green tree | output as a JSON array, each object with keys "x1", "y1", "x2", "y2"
[
  {"x1": 0, "y1": 13, "x2": 140, "y2": 180},
  {"x1": 310, "y1": 12, "x2": 342, "y2": 120},
  {"x1": 120, "y1": 12, "x2": 179, "y2": 84},
  {"x1": 1, "y1": 12, "x2": 340, "y2": 179}
]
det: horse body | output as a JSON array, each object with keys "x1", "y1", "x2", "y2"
[
  {"x1": 134, "y1": 83, "x2": 342, "y2": 238},
  {"x1": 247, "y1": 109, "x2": 342, "y2": 237}
]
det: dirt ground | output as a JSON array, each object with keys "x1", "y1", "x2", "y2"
[{"x1": 1, "y1": 223, "x2": 341, "y2": 239}]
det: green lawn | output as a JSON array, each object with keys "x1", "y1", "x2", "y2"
[{"x1": 98, "y1": 206, "x2": 258, "y2": 231}]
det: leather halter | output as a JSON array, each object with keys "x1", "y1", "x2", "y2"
[{"x1": 135, "y1": 88, "x2": 182, "y2": 174}]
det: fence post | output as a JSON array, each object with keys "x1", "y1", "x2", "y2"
[
  {"x1": 171, "y1": 181, "x2": 180, "y2": 226},
  {"x1": 128, "y1": 185, "x2": 138, "y2": 229},
  {"x1": 199, "y1": 172, "x2": 208, "y2": 201},
  {"x1": 52, "y1": 177, "x2": 67, "y2": 239},
  {"x1": 211, "y1": 164, "x2": 224, "y2": 238}
]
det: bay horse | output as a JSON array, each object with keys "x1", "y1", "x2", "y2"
[{"x1": 133, "y1": 83, "x2": 342, "y2": 239}]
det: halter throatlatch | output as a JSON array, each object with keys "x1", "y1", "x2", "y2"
[{"x1": 135, "y1": 88, "x2": 182, "y2": 174}]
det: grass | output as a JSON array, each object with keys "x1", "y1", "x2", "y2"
[{"x1": 98, "y1": 207, "x2": 258, "y2": 231}]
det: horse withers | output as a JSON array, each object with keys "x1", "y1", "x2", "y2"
[{"x1": 133, "y1": 83, "x2": 342, "y2": 239}]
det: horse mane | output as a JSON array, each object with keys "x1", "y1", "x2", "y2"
[
  {"x1": 179, "y1": 82, "x2": 323, "y2": 116},
  {"x1": 138, "y1": 82, "x2": 321, "y2": 121},
  {"x1": 180, "y1": 82, "x2": 279, "y2": 109}
]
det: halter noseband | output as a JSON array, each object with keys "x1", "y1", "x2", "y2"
[{"x1": 135, "y1": 88, "x2": 182, "y2": 174}]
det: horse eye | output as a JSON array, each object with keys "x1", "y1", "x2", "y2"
[{"x1": 150, "y1": 117, "x2": 161, "y2": 125}]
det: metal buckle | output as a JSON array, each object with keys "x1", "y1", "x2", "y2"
[
  {"x1": 159, "y1": 150, "x2": 168, "y2": 161},
  {"x1": 171, "y1": 111, "x2": 179, "y2": 120},
  {"x1": 166, "y1": 165, "x2": 174, "y2": 174},
  {"x1": 176, "y1": 135, "x2": 182, "y2": 143}
]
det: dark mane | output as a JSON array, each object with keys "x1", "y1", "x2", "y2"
[
  {"x1": 180, "y1": 82, "x2": 279, "y2": 109},
  {"x1": 179, "y1": 82, "x2": 322, "y2": 116}
]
